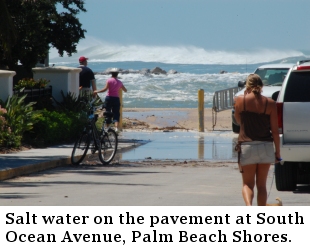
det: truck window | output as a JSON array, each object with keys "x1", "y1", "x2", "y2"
[
  {"x1": 284, "y1": 71, "x2": 310, "y2": 102},
  {"x1": 254, "y1": 68, "x2": 289, "y2": 85}
]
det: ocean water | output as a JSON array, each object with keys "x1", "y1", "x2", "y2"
[
  {"x1": 49, "y1": 42, "x2": 309, "y2": 108},
  {"x1": 92, "y1": 62, "x2": 251, "y2": 108}
]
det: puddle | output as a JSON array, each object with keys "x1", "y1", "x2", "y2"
[{"x1": 119, "y1": 131, "x2": 238, "y2": 161}]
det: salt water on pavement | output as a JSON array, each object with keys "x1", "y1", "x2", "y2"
[{"x1": 120, "y1": 131, "x2": 238, "y2": 161}]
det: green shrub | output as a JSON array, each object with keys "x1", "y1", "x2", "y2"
[
  {"x1": 55, "y1": 91, "x2": 104, "y2": 113},
  {"x1": 14, "y1": 78, "x2": 50, "y2": 90},
  {"x1": 26, "y1": 109, "x2": 86, "y2": 146},
  {"x1": 0, "y1": 106, "x2": 9, "y2": 147},
  {"x1": 14, "y1": 78, "x2": 37, "y2": 89},
  {"x1": 54, "y1": 91, "x2": 89, "y2": 113},
  {"x1": 0, "y1": 90, "x2": 104, "y2": 149},
  {"x1": 0, "y1": 94, "x2": 40, "y2": 148}
]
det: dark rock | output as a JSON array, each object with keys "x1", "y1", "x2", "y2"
[{"x1": 151, "y1": 67, "x2": 167, "y2": 75}]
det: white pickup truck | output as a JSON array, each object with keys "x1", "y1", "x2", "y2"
[
  {"x1": 275, "y1": 60, "x2": 310, "y2": 191},
  {"x1": 232, "y1": 63, "x2": 294, "y2": 133}
]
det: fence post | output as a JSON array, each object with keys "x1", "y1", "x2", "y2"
[
  {"x1": 198, "y1": 136, "x2": 205, "y2": 159},
  {"x1": 119, "y1": 89, "x2": 123, "y2": 131},
  {"x1": 0, "y1": 70, "x2": 15, "y2": 101},
  {"x1": 198, "y1": 89, "x2": 204, "y2": 132}
]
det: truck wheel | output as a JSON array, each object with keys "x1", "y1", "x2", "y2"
[
  {"x1": 275, "y1": 162, "x2": 297, "y2": 191},
  {"x1": 232, "y1": 123, "x2": 240, "y2": 133}
]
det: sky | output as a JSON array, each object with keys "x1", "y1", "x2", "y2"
[
  {"x1": 51, "y1": 0, "x2": 310, "y2": 63},
  {"x1": 77, "y1": 0, "x2": 310, "y2": 50}
]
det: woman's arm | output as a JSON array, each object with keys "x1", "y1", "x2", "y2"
[
  {"x1": 94, "y1": 82, "x2": 108, "y2": 94},
  {"x1": 234, "y1": 96, "x2": 242, "y2": 125},
  {"x1": 269, "y1": 100, "x2": 281, "y2": 160},
  {"x1": 121, "y1": 84, "x2": 127, "y2": 92}
]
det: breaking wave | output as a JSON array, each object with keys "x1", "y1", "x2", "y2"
[{"x1": 49, "y1": 36, "x2": 305, "y2": 65}]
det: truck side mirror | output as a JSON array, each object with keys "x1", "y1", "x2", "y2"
[
  {"x1": 272, "y1": 91, "x2": 279, "y2": 101},
  {"x1": 238, "y1": 80, "x2": 246, "y2": 87}
]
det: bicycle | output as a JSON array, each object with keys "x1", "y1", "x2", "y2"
[{"x1": 71, "y1": 98, "x2": 118, "y2": 165}]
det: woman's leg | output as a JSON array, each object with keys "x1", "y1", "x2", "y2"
[
  {"x1": 111, "y1": 98, "x2": 120, "y2": 130},
  {"x1": 105, "y1": 97, "x2": 112, "y2": 113},
  {"x1": 256, "y1": 163, "x2": 271, "y2": 206},
  {"x1": 241, "y1": 164, "x2": 257, "y2": 206},
  {"x1": 104, "y1": 97, "x2": 116, "y2": 128}
]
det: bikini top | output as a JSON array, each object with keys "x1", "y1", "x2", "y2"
[{"x1": 238, "y1": 96, "x2": 273, "y2": 142}]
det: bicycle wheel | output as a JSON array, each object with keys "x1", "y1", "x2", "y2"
[
  {"x1": 99, "y1": 129, "x2": 118, "y2": 164},
  {"x1": 71, "y1": 132, "x2": 90, "y2": 165}
]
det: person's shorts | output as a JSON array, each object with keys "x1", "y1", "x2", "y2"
[
  {"x1": 79, "y1": 88, "x2": 93, "y2": 100},
  {"x1": 240, "y1": 141, "x2": 274, "y2": 166}
]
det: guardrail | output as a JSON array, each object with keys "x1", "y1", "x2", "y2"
[{"x1": 212, "y1": 86, "x2": 243, "y2": 130}]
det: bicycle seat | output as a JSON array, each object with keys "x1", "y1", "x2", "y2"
[{"x1": 103, "y1": 112, "x2": 114, "y2": 118}]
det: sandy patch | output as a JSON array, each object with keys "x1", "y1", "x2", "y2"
[{"x1": 122, "y1": 108, "x2": 232, "y2": 132}]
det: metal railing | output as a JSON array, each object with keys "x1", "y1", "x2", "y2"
[
  {"x1": 13, "y1": 86, "x2": 52, "y2": 104},
  {"x1": 212, "y1": 86, "x2": 242, "y2": 112},
  {"x1": 212, "y1": 86, "x2": 243, "y2": 130}
]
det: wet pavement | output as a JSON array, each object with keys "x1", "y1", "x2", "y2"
[
  {"x1": 2, "y1": 129, "x2": 310, "y2": 206},
  {"x1": 0, "y1": 128, "x2": 239, "y2": 181},
  {"x1": 0, "y1": 138, "x2": 143, "y2": 181},
  {"x1": 119, "y1": 131, "x2": 238, "y2": 161},
  {"x1": 1, "y1": 108, "x2": 236, "y2": 180}
]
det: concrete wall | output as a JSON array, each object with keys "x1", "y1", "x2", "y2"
[
  {"x1": 32, "y1": 66, "x2": 81, "y2": 102},
  {"x1": 0, "y1": 70, "x2": 16, "y2": 102}
]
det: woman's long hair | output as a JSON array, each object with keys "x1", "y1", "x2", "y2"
[{"x1": 245, "y1": 74, "x2": 263, "y2": 95}]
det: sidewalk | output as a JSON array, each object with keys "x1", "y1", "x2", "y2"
[{"x1": 0, "y1": 138, "x2": 145, "y2": 181}]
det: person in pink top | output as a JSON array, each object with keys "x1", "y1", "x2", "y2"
[{"x1": 93, "y1": 68, "x2": 127, "y2": 132}]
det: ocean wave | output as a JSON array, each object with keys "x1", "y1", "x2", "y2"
[
  {"x1": 95, "y1": 71, "x2": 247, "y2": 108},
  {"x1": 49, "y1": 37, "x2": 305, "y2": 65}
]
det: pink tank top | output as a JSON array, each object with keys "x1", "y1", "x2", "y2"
[{"x1": 106, "y1": 78, "x2": 123, "y2": 97}]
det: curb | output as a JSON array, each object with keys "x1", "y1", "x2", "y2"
[
  {"x1": 0, "y1": 157, "x2": 71, "y2": 181},
  {"x1": 0, "y1": 140, "x2": 146, "y2": 181}
]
